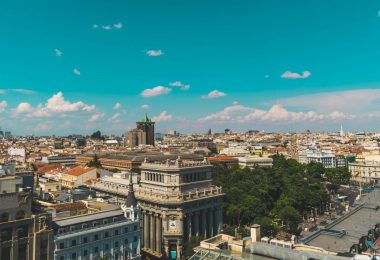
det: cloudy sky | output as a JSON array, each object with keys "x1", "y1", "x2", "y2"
[{"x1": 2, "y1": 0, "x2": 380, "y2": 135}]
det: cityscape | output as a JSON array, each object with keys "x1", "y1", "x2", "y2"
[{"x1": 2, "y1": 1, "x2": 380, "y2": 260}]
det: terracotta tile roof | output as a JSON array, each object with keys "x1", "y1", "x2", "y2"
[
  {"x1": 35, "y1": 163, "x2": 64, "y2": 175},
  {"x1": 64, "y1": 165, "x2": 96, "y2": 177}
]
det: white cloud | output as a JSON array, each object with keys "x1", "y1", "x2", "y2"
[
  {"x1": 152, "y1": 111, "x2": 172, "y2": 122},
  {"x1": 34, "y1": 122, "x2": 53, "y2": 131},
  {"x1": 141, "y1": 86, "x2": 171, "y2": 97},
  {"x1": 141, "y1": 104, "x2": 150, "y2": 109},
  {"x1": 201, "y1": 90, "x2": 227, "y2": 99},
  {"x1": 13, "y1": 92, "x2": 95, "y2": 118},
  {"x1": 109, "y1": 113, "x2": 121, "y2": 122},
  {"x1": 93, "y1": 23, "x2": 123, "y2": 30},
  {"x1": 146, "y1": 50, "x2": 164, "y2": 57},
  {"x1": 14, "y1": 102, "x2": 33, "y2": 114},
  {"x1": 276, "y1": 89, "x2": 380, "y2": 114},
  {"x1": 199, "y1": 104, "x2": 353, "y2": 123},
  {"x1": 13, "y1": 89, "x2": 35, "y2": 94},
  {"x1": 54, "y1": 49, "x2": 62, "y2": 57},
  {"x1": 89, "y1": 112, "x2": 105, "y2": 122},
  {"x1": 281, "y1": 70, "x2": 311, "y2": 79},
  {"x1": 0, "y1": 101, "x2": 7, "y2": 112},
  {"x1": 264, "y1": 74, "x2": 270, "y2": 79},
  {"x1": 73, "y1": 68, "x2": 81, "y2": 75},
  {"x1": 113, "y1": 23, "x2": 123, "y2": 29},
  {"x1": 113, "y1": 102, "x2": 121, "y2": 110},
  {"x1": 169, "y1": 81, "x2": 190, "y2": 91}
]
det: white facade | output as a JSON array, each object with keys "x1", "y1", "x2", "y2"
[
  {"x1": 238, "y1": 156, "x2": 273, "y2": 168},
  {"x1": 298, "y1": 147, "x2": 336, "y2": 168}
]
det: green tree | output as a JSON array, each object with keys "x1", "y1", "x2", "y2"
[
  {"x1": 91, "y1": 130, "x2": 102, "y2": 139},
  {"x1": 325, "y1": 167, "x2": 351, "y2": 191},
  {"x1": 183, "y1": 236, "x2": 204, "y2": 258},
  {"x1": 86, "y1": 154, "x2": 102, "y2": 168}
]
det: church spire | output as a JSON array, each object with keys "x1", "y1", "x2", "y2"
[{"x1": 125, "y1": 172, "x2": 137, "y2": 207}]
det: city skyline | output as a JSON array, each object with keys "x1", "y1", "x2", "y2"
[{"x1": 2, "y1": 1, "x2": 380, "y2": 135}]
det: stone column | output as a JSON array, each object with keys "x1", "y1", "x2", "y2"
[
  {"x1": 187, "y1": 213, "x2": 192, "y2": 239},
  {"x1": 150, "y1": 213, "x2": 156, "y2": 251},
  {"x1": 194, "y1": 212, "x2": 199, "y2": 237},
  {"x1": 177, "y1": 239, "x2": 183, "y2": 260},
  {"x1": 143, "y1": 211, "x2": 150, "y2": 248},
  {"x1": 201, "y1": 211, "x2": 207, "y2": 238},
  {"x1": 216, "y1": 207, "x2": 223, "y2": 234},
  {"x1": 208, "y1": 209, "x2": 214, "y2": 237},
  {"x1": 155, "y1": 214, "x2": 162, "y2": 253}
]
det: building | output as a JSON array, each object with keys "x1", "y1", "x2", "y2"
[
  {"x1": 136, "y1": 157, "x2": 224, "y2": 259},
  {"x1": 237, "y1": 156, "x2": 273, "y2": 169},
  {"x1": 125, "y1": 129, "x2": 147, "y2": 148},
  {"x1": 207, "y1": 155, "x2": 239, "y2": 169},
  {"x1": 348, "y1": 154, "x2": 380, "y2": 183},
  {"x1": 125, "y1": 114, "x2": 155, "y2": 148},
  {"x1": 0, "y1": 166, "x2": 54, "y2": 260},
  {"x1": 298, "y1": 147, "x2": 336, "y2": 168},
  {"x1": 60, "y1": 166, "x2": 97, "y2": 189},
  {"x1": 53, "y1": 174, "x2": 142, "y2": 260},
  {"x1": 38, "y1": 155, "x2": 77, "y2": 166},
  {"x1": 136, "y1": 114, "x2": 155, "y2": 146}
]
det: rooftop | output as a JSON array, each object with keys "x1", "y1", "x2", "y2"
[
  {"x1": 64, "y1": 165, "x2": 96, "y2": 176},
  {"x1": 302, "y1": 188, "x2": 380, "y2": 253},
  {"x1": 54, "y1": 209, "x2": 124, "y2": 227}
]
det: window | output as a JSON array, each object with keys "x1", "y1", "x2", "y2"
[
  {"x1": 105, "y1": 231, "x2": 109, "y2": 238},
  {"x1": 124, "y1": 239, "x2": 129, "y2": 245},
  {"x1": 59, "y1": 256, "x2": 64, "y2": 260},
  {"x1": 94, "y1": 247, "x2": 98, "y2": 253},
  {"x1": 71, "y1": 240, "x2": 76, "y2": 246},
  {"x1": 124, "y1": 227, "x2": 128, "y2": 233},
  {"x1": 83, "y1": 250, "x2": 88, "y2": 256},
  {"x1": 115, "y1": 241, "x2": 119, "y2": 247},
  {"x1": 133, "y1": 236, "x2": 137, "y2": 242},
  {"x1": 105, "y1": 244, "x2": 109, "y2": 250},
  {"x1": 83, "y1": 237, "x2": 88, "y2": 243},
  {"x1": 94, "y1": 234, "x2": 99, "y2": 241},
  {"x1": 59, "y1": 243, "x2": 64, "y2": 249},
  {"x1": 15, "y1": 210, "x2": 25, "y2": 220},
  {"x1": 133, "y1": 225, "x2": 137, "y2": 231},
  {"x1": 71, "y1": 253, "x2": 76, "y2": 259},
  {"x1": 133, "y1": 248, "x2": 137, "y2": 255},
  {"x1": 0, "y1": 212, "x2": 9, "y2": 222},
  {"x1": 114, "y1": 229, "x2": 119, "y2": 236}
]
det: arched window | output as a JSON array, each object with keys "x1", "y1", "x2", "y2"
[
  {"x1": 15, "y1": 210, "x2": 25, "y2": 220},
  {"x1": 0, "y1": 212, "x2": 9, "y2": 222}
]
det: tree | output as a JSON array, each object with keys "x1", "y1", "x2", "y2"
[
  {"x1": 182, "y1": 236, "x2": 204, "y2": 258},
  {"x1": 86, "y1": 154, "x2": 102, "y2": 168},
  {"x1": 91, "y1": 130, "x2": 102, "y2": 139},
  {"x1": 326, "y1": 167, "x2": 351, "y2": 192}
]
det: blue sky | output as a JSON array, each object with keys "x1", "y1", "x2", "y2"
[{"x1": 2, "y1": 0, "x2": 380, "y2": 135}]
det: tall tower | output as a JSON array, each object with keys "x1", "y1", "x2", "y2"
[
  {"x1": 136, "y1": 113, "x2": 155, "y2": 146},
  {"x1": 340, "y1": 124, "x2": 344, "y2": 137},
  {"x1": 136, "y1": 157, "x2": 224, "y2": 259}
]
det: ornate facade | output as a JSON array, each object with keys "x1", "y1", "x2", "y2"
[{"x1": 135, "y1": 157, "x2": 224, "y2": 259}]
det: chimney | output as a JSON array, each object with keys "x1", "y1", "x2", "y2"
[{"x1": 250, "y1": 224, "x2": 261, "y2": 243}]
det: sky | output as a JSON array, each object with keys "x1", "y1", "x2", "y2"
[{"x1": 2, "y1": 0, "x2": 380, "y2": 135}]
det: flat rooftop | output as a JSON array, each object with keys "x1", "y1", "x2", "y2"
[
  {"x1": 303, "y1": 188, "x2": 380, "y2": 253},
  {"x1": 54, "y1": 209, "x2": 124, "y2": 227}
]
